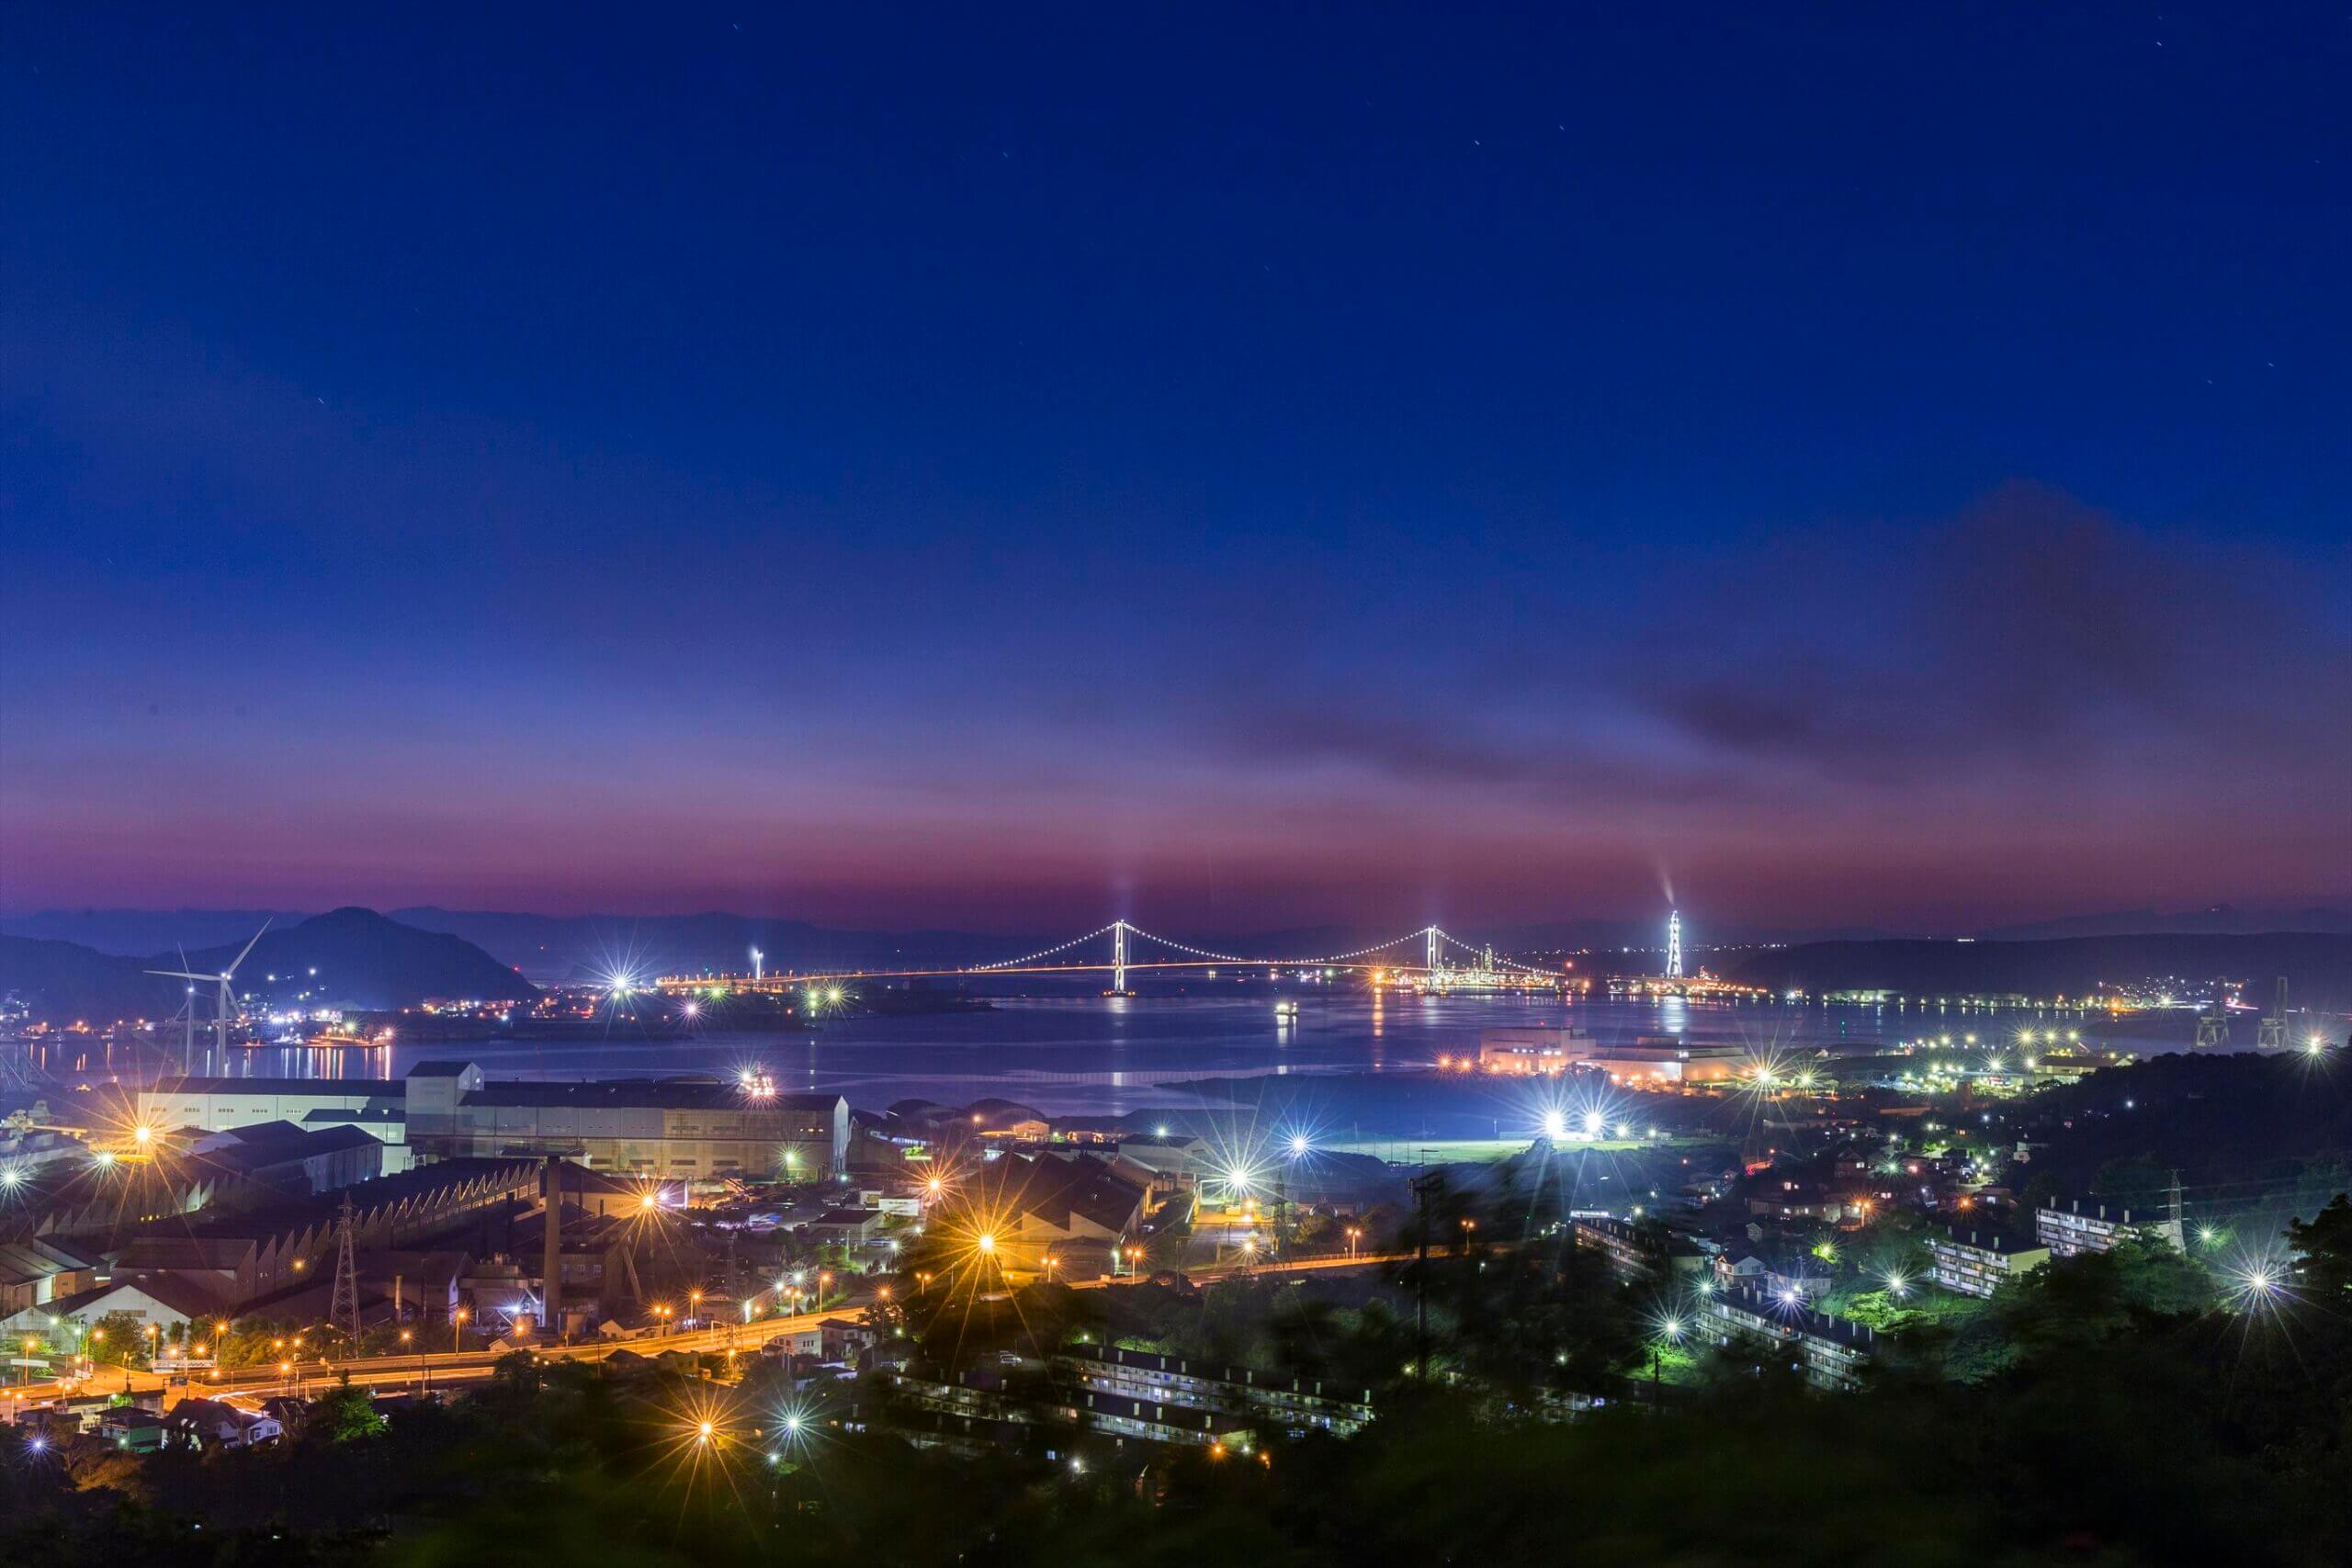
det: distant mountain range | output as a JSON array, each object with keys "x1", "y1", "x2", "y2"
[
  {"x1": 1973, "y1": 906, "x2": 2352, "y2": 941},
  {"x1": 0, "y1": 907, "x2": 1899, "y2": 982},
  {"x1": 1717, "y1": 933, "x2": 2352, "y2": 1016},
  {"x1": 5, "y1": 903, "x2": 2349, "y2": 1002},
  {"x1": 0, "y1": 908, "x2": 536, "y2": 1022}
]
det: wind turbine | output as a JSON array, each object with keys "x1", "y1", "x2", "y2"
[
  {"x1": 148, "y1": 921, "x2": 270, "y2": 1063},
  {"x1": 164, "y1": 946, "x2": 198, "y2": 1074}
]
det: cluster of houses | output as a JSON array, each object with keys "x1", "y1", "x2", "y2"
[{"x1": 885, "y1": 1339, "x2": 1374, "y2": 1457}]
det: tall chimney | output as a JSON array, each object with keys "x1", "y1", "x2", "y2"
[{"x1": 541, "y1": 1156, "x2": 564, "y2": 1337}]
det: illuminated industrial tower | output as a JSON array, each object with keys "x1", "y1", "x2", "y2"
[{"x1": 1666, "y1": 910, "x2": 1683, "y2": 978}]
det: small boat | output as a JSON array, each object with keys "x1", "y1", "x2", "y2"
[{"x1": 1273, "y1": 1000, "x2": 1299, "y2": 1018}]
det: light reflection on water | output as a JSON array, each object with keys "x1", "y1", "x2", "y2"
[{"x1": 12, "y1": 993, "x2": 2217, "y2": 1118}]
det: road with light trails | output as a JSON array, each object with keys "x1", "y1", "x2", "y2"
[{"x1": 2, "y1": 1251, "x2": 1411, "y2": 1413}]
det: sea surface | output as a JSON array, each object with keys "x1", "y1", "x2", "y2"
[{"x1": 25, "y1": 992, "x2": 2228, "y2": 1120}]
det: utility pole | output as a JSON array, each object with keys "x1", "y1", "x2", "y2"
[{"x1": 1410, "y1": 1171, "x2": 1444, "y2": 1382}]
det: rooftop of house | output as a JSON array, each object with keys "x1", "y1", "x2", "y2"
[
  {"x1": 34, "y1": 1273, "x2": 229, "y2": 1324},
  {"x1": 1713, "y1": 1283, "x2": 1880, "y2": 1351},
  {"x1": 995, "y1": 1152, "x2": 1147, "y2": 1235}
]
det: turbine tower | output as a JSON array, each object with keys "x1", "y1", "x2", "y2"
[
  {"x1": 147, "y1": 921, "x2": 270, "y2": 1061},
  {"x1": 1666, "y1": 910, "x2": 1683, "y2": 979}
]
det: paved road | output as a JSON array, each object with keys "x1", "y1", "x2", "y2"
[{"x1": 3, "y1": 1250, "x2": 1407, "y2": 1412}]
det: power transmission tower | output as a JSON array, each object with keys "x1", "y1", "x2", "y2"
[
  {"x1": 2256, "y1": 976, "x2": 2289, "y2": 1051},
  {"x1": 331, "y1": 1193, "x2": 361, "y2": 1345}
]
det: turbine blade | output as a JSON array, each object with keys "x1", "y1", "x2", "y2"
[{"x1": 223, "y1": 919, "x2": 271, "y2": 977}]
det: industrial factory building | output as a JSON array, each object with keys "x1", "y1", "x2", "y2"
[
  {"x1": 1478, "y1": 1026, "x2": 1744, "y2": 1083},
  {"x1": 140, "y1": 1063, "x2": 850, "y2": 1184},
  {"x1": 404, "y1": 1062, "x2": 848, "y2": 1180}
]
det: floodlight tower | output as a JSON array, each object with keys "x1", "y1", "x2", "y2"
[{"x1": 1667, "y1": 910, "x2": 1684, "y2": 979}]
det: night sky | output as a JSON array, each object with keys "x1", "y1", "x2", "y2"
[{"x1": 4, "y1": 6, "x2": 2347, "y2": 935}]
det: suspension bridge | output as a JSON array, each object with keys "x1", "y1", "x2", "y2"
[{"x1": 653, "y1": 920, "x2": 1563, "y2": 996}]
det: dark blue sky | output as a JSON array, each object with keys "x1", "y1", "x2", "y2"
[{"x1": 5, "y1": 6, "x2": 2347, "y2": 933}]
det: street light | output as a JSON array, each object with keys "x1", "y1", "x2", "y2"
[{"x1": 1652, "y1": 1318, "x2": 1685, "y2": 1400}]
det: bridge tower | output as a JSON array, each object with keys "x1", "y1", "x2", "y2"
[
  {"x1": 1667, "y1": 910, "x2": 1684, "y2": 979},
  {"x1": 1425, "y1": 926, "x2": 1441, "y2": 976},
  {"x1": 2256, "y1": 976, "x2": 2290, "y2": 1051},
  {"x1": 1112, "y1": 921, "x2": 1129, "y2": 993}
]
